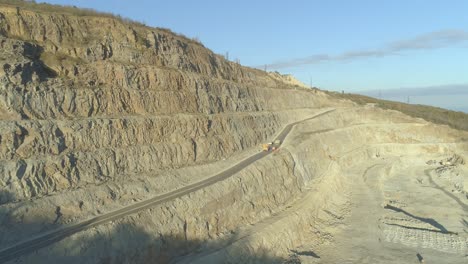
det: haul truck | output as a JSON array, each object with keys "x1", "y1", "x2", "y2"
[{"x1": 262, "y1": 140, "x2": 281, "y2": 152}]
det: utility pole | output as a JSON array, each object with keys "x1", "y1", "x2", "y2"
[{"x1": 309, "y1": 76, "x2": 313, "y2": 88}]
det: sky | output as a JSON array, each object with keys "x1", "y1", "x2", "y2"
[
  {"x1": 37, "y1": 0, "x2": 468, "y2": 112},
  {"x1": 360, "y1": 85, "x2": 468, "y2": 113}
]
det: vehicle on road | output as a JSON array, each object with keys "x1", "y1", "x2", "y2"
[{"x1": 262, "y1": 140, "x2": 281, "y2": 152}]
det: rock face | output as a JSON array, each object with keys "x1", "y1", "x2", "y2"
[
  {"x1": 0, "y1": 4, "x2": 334, "y2": 205},
  {"x1": 0, "y1": 3, "x2": 339, "y2": 262}
]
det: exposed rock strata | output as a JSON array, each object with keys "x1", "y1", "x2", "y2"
[{"x1": 0, "y1": 4, "x2": 334, "y2": 206}]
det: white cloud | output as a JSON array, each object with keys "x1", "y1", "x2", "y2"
[
  {"x1": 263, "y1": 29, "x2": 468, "y2": 69},
  {"x1": 360, "y1": 84, "x2": 468, "y2": 97}
]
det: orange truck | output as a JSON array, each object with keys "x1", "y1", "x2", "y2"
[
  {"x1": 262, "y1": 140, "x2": 281, "y2": 152},
  {"x1": 262, "y1": 143, "x2": 272, "y2": 151}
]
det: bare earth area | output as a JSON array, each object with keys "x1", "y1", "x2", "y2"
[
  {"x1": 2, "y1": 104, "x2": 467, "y2": 264},
  {"x1": 315, "y1": 157, "x2": 467, "y2": 264},
  {"x1": 174, "y1": 107, "x2": 468, "y2": 264},
  {"x1": 0, "y1": 3, "x2": 467, "y2": 263}
]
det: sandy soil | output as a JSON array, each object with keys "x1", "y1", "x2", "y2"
[
  {"x1": 307, "y1": 154, "x2": 468, "y2": 264},
  {"x1": 183, "y1": 107, "x2": 468, "y2": 264}
]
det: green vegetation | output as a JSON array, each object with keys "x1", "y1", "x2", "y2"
[
  {"x1": 326, "y1": 91, "x2": 468, "y2": 131},
  {"x1": 0, "y1": 0, "x2": 205, "y2": 47},
  {"x1": 0, "y1": 0, "x2": 132, "y2": 20}
]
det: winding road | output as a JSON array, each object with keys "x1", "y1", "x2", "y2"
[{"x1": 0, "y1": 109, "x2": 335, "y2": 263}]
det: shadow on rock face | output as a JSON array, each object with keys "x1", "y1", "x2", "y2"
[
  {"x1": 0, "y1": 190, "x2": 15, "y2": 205},
  {"x1": 0, "y1": 188, "x2": 292, "y2": 264},
  {"x1": 0, "y1": 37, "x2": 58, "y2": 85}
]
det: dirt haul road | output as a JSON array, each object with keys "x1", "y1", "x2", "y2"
[{"x1": 0, "y1": 109, "x2": 335, "y2": 263}]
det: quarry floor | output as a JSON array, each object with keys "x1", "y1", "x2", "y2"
[
  {"x1": 203, "y1": 155, "x2": 468, "y2": 264},
  {"x1": 2, "y1": 106, "x2": 467, "y2": 264},
  {"x1": 307, "y1": 157, "x2": 468, "y2": 264}
]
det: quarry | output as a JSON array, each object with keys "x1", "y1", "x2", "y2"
[{"x1": 0, "y1": 2, "x2": 467, "y2": 263}]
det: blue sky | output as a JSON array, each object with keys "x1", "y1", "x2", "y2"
[{"x1": 37, "y1": 0, "x2": 468, "y2": 111}]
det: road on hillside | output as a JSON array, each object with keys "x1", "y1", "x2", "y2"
[{"x1": 0, "y1": 109, "x2": 335, "y2": 263}]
